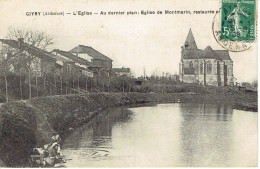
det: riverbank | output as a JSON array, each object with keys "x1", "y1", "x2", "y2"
[
  {"x1": 124, "y1": 92, "x2": 258, "y2": 112},
  {"x1": 0, "y1": 92, "x2": 257, "y2": 167}
]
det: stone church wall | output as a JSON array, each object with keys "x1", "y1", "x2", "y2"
[{"x1": 179, "y1": 57, "x2": 234, "y2": 86}]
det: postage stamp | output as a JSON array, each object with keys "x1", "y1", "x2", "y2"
[
  {"x1": 212, "y1": 0, "x2": 256, "y2": 52},
  {"x1": 220, "y1": 0, "x2": 256, "y2": 42}
]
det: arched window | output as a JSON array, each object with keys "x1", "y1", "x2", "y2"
[
  {"x1": 207, "y1": 61, "x2": 212, "y2": 74},
  {"x1": 189, "y1": 61, "x2": 193, "y2": 68},
  {"x1": 200, "y1": 62, "x2": 203, "y2": 74}
]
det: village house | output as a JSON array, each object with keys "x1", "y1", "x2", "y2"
[
  {"x1": 52, "y1": 49, "x2": 94, "y2": 78},
  {"x1": 69, "y1": 45, "x2": 113, "y2": 71},
  {"x1": 179, "y1": 29, "x2": 234, "y2": 86},
  {"x1": 0, "y1": 39, "x2": 95, "y2": 81},
  {"x1": 0, "y1": 38, "x2": 58, "y2": 77}
]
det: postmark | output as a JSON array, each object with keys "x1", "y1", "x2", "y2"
[{"x1": 212, "y1": 0, "x2": 256, "y2": 52}]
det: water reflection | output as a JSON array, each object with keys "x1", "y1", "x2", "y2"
[
  {"x1": 179, "y1": 103, "x2": 234, "y2": 167},
  {"x1": 63, "y1": 107, "x2": 133, "y2": 150},
  {"x1": 62, "y1": 103, "x2": 257, "y2": 167},
  {"x1": 179, "y1": 103, "x2": 233, "y2": 121}
]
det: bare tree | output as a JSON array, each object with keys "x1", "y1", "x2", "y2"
[
  {"x1": 6, "y1": 27, "x2": 55, "y2": 99},
  {"x1": 6, "y1": 27, "x2": 54, "y2": 50}
]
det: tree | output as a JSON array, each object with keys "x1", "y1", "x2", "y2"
[
  {"x1": 7, "y1": 27, "x2": 54, "y2": 50},
  {"x1": 251, "y1": 80, "x2": 257, "y2": 90},
  {"x1": 6, "y1": 27, "x2": 55, "y2": 99},
  {"x1": 0, "y1": 45, "x2": 23, "y2": 102},
  {"x1": 0, "y1": 53, "x2": 11, "y2": 102},
  {"x1": 12, "y1": 53, "x2": 28, "y2": 100}
]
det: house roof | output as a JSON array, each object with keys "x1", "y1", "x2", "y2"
[
  {"x1": 184, "y1": 29, "x2": 198, "y2": 49},
  {"x1": 112, "y1": 67, "x2": 130, "y2": 73},
  {"x1": 53, "y1": 49, "x2": 92, "y2": 66},
  {"x1": 0, "y1": 39, "x2": 19, "y2": 48},
  {"x1": 75, "y1": 63, "x2": 87, "y2": 70},
  {"x1": 182, "y1": 46, "x2": 231, "y2": 60},
  {"x1": 55, "y1": 62, "x2": 63, "y2": 68},
  {"x1": 50, "y1": 52, "x2": 71, "y2": 63},
  {"x1": 0, "y1": 39, "x2": 55, "y2": 61},
  {"x1": 69, "y1": 45, "x2": 113, "y2": 61}
]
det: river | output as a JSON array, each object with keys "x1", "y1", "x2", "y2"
[{"x1": 62, "y1": 103, "x2": 257, "y2": 167}]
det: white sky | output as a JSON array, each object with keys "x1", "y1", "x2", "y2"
[{"x1": 0, "y1": 0, "x2": 257, "y2": 83}]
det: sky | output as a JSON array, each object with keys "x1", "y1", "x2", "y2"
[{"x1": 0, "y1": 0, "x2": 257, "y2": 83}]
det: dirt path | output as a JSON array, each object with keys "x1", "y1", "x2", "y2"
[{"x1": 24, "y1": 100, "x2": 54, "y2": 145}]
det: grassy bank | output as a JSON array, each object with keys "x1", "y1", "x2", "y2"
[
  {"x1": 0, "y1": 92, "x2": 257, "y2": 167},
  {"x1": 124, "y1": 92, "x2": 257, "y2": 112},
  {"x1": 0, "y1": 93, "x2": 125, "y2": 167}
]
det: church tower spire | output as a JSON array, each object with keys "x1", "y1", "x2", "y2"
[{"x1": 184, "y1": 28, "x2": 198, "y2": 49}]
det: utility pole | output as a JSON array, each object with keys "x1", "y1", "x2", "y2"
[
  {"x1": 77, "y1": 73, "x2": 80, "y2": 89},
  {"x1": 43, "y1": 73, "x2": 46, "y2": 95},
  {"x1": 85, "y1": 76, "x2": 88, "y2": 92},
  {"x1": 108, "y1": 72, "x2": 110, "y2": 92},
  {"x1": 4, "y1": 73, "x2": 8, "y2": 102},
  {"x1": 36, "y1": 76, "x2": 38, "y2": 97},
  {"x1": 69, "y1": 79, "x2": 71, "y2": 94},
  {"x1": 20, "y1": 74, "x2": 22, "y2": 100},
  {"x1": 90, "y1": 79, "x2": 93, "y2": 93},
  {"x1": 60, "y1": 75, "x2": 62, "y2": 95},
  {"x1": 143, "y1": 67, "x2": 146, "y2": 80},
  {"x1": 65, "y1": 77, "x2": 68, "y2": 94},
  {"x1": 123, "y1": 79, "x2": 125, "y2": 93},
  {"x1": 72, "y1": 76, "x2": 74, "y2": 93},
  {"x1": 54, "y1": 76, "x2": 57, "y2": 95},
  {"x1": 143, "y1": 67, "x2": 146, "y2": 93},
  {"x1": 50, "y1": 77, "x2": 52, "y2": 95}
]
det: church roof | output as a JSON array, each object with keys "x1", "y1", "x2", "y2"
[
  {"x1": 182, "y1": 49, "x2": 203, "y2": 59},
  {"x1": 182, "y1": 29, "x2": 231, "y2": 60},
  {"x1": 182, "y1": 46, "x2": 231, "y2": 60},
  {"x1": 184, "y1": 28, "x2": 198, "y2": 49},
  {"x1": 214, "y1": 50, "x2": 232, "y2": 60},
  {"x1": 203, "y1": 46, "x2": 219, "y2": 59}
]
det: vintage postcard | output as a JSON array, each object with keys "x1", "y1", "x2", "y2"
[{"x1": 0, "y1": 0, "x2": 257, "y2": 167}]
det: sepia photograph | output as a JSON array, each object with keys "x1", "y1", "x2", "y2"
[{"x1": 0, "y1": 0, "x2": 257, "y2": 167}]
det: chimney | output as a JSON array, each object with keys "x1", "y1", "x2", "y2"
[{"x1": 18, "y1": 38, "x2": 24, "y2": 48}]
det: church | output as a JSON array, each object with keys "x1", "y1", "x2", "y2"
[{"x1": 179, "y1": 29, "x2": 234, "y2": 86}]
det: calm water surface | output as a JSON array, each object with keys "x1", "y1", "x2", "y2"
[{"x1": 62, "y1": 103, "x2": 257, "y2": 167}]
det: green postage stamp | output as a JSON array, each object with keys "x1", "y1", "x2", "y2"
[{"x1": 220, "y1": 0, "x2": 256, "y2": 42}]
